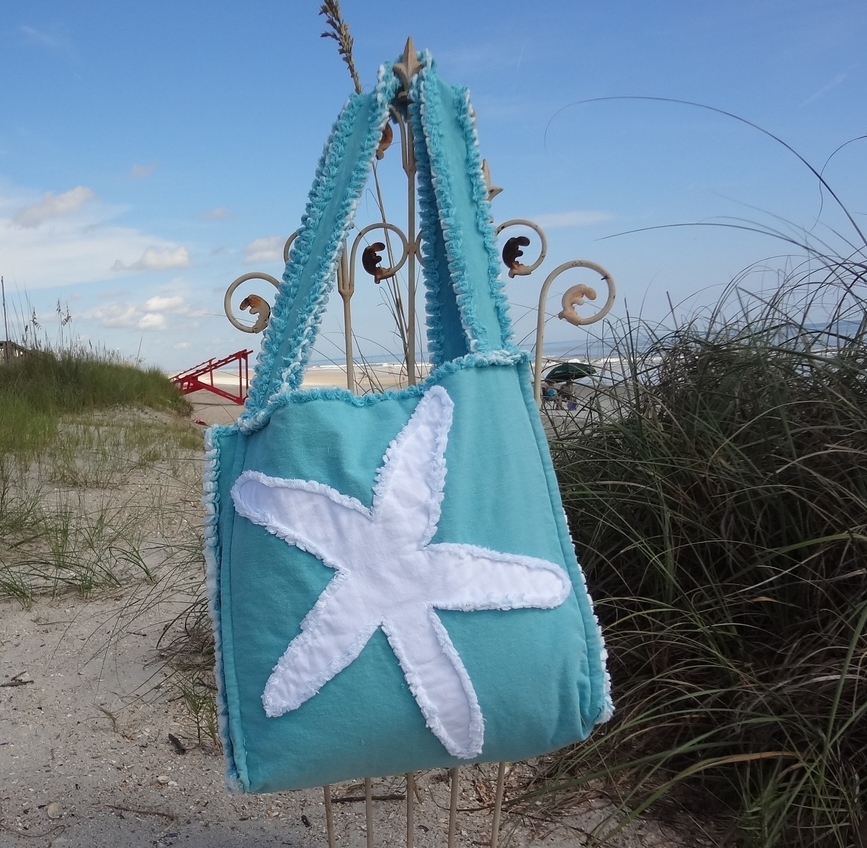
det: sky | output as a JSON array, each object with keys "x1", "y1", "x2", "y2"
[{"x1": 0, "y1": 0, "x2": 865, "y2": 373}]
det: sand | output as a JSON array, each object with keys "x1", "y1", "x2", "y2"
[
  {"x1": 2, "y1": 595, "x2": 583, "y2": 848},
  {"x1": 188, "y1": 365, "x2": 409, "y2": 426},
  {"x1": 187, "y1": 364, "x2": 621, "y2": 431},
  {"x1": 0, "y1": 391, "x2": 702, "y2": 848}
]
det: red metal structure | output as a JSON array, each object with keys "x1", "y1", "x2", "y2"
[{"x1": 172, "y1": 349, "x2": 252, "y2": 405}]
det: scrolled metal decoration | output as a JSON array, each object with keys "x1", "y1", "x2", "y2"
[
  {"x1": 350, "y1": 222, "x2": 410, "y2": 283},
  {"x1": 503, "y1": 236, "x2": 529, "y2": 273},
  {"x1": 239, "y1": 295, "x2": 271, "y2": 333},
  {"x1": 220, "y1": 36, "x2": 618, "y2": 407},
  {"x1": 495, "y1": 219, "x2": 547, "y2": 278},
  {"x1": 549, "y1": 260, "x2": 616, "y2": 327},
  {"x1": 224, "y1": 272, "x2": 280, "y2": 334},
  {"x1": 282, "y1": 230, "x2": 299, "y2": 265},
  {"x1": 362, "y1": 243, "x2": 390, "y2": 281},
  {"x1": 532, "y1": 259, "x2": 616, "y2": 403},
  {"x1": 375, "y1": 122, "x2": 394, "y2": 160}
]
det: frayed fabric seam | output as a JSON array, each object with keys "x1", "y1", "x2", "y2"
[
  {"x1": 372, "y1": 385, "x2": 451, "y2": 546},
  {"x1": 260, "y1": 571, "x2": 377, "y2": 717},
  {"x1": 243, "y1": 95, "x2": 364, "y2": 414},
  {"x1": 412, "y1": 69, "x2": 480, "y2": 350},
  {"x1": 242, "y1": 64, "x2": 401, "y2": 425},
  {"x1": 381, "y1": 610, "x2": 484, "y2": 760},
  {"x1": 411, "y1": 66, "x2": 519, "y2": 356},
  {"x1": 236, "y1": 348, "x2": 528, "y2": 436},
  {"x1": 454, "y1": 86, "x2": 515, "y2": 348},
  {"x1": 202, "y1": 426, "x2": 244, "y2": 792}
]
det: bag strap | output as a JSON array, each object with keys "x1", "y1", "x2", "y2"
[
  {"x1": 409, "y1": 60, "x2": 514, "y2": 366},
  {"x1": 245, "y1": 65, "x2": 400, "y2": 413},
  {"x1": 244, "y1": 55, "x2": 515, "y2": 417}
]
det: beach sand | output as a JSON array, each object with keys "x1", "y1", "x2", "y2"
[
  {"x1": 188, "y1": 363, "x2": 620, "y2": 430},
  {"x1": 188, "y1": 364, "x2": 417, "y2": 426},
  {"x1": 0, "y1": 577, "x2": 682, "y2": 848},
  {"x1": 5, "y1": 593, "x2": 616, "y2": 848},
  {"x1": 0, "y1": 382, "x2": 699, "y2": 848}
]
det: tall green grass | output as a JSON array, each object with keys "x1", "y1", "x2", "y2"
[
  {"x1": 540, "y1": 268, "x2": 867, "y2": 846},
  {"x1": 0, "y1": 348, "x2": 200, "y2": 604},
  {"x1": 0, "y1": 349, "x2": 190, "y2": 457}
]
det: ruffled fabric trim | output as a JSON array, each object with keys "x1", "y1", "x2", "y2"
[
  {"x1": 515, "y1": 362, "x2": 614, "y2": 727},
  {"x1": 228, "y1": 385, "x2": 574, "y2": 760},
  {"x1": 412, "y1": 68, "x2": 477, "y2": 350},
  {"x1": 202, "y1": 425, "x2": 244, "y2": 791},
  {"x1": 236, "y1": 348, "x2": 528, "y2": 436},
  {"x1": 453, "y1": 87, "x2": 516, "y2": 349},
  {"x1": 410, "y1": 63, "x2": 517, "y2": 356},
  {"x1": 408, "y1": 53, "x2": 450, "y2": 367},
  {"x1": 567, "y1": 519, "x2": 615, "y2": 724},
  {"x1": 258, "y1": 569, "x2": 368, "y2": 719},
  {"x1": 242, "y1": 63, "x2": 401, "y2": 426},
  {"x1": 381, "y1": 609, "x2": 484, "y2": 759},
  {"x1": 243, "y1": 51, "x2": 517, "y2": 417},
  {"x1": 242, "y1": 97, "x2": 359, "y2": 415},
  {"x1": 204, "y1": 53, "x2": 611, "y2": 783}
]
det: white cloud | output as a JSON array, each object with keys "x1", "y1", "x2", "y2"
[
  {"x1": 243, "y1": 235, "x2": 284, "y2": 264},
  {"x1": 14, "y1": 186, "x2": 96, "y2": 227},
  {"x1": 129, "y1": 162, "x2": 157, "y2": 179},
  {"x1": 88, "y1": 303, "x2": 139, "y2": 328},
  {"x1": 144, "y1": 295, "x2": 187, "y2": 312},
  {"x1": 138, "y1": 312, "x2": 167, "y2": 330},
  {"x1": 112, "y1": 246, "x2": 191, "y2": 272},
  {"x1": 0, "y1": 183, "x2": 197, "y2": 290},
  {"x1": 531, "y1": 210, "x2": 614, "y2": 229},
  {"x1": 85, "y1": 293, "x2": 193, "y2": 332},
  {"x1": 203, "y1": 206, "x2": 229, "y2": 221}
]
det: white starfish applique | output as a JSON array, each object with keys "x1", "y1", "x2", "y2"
[{"x1": 231, "y1": 385, "x2": 571, "y2": 759}]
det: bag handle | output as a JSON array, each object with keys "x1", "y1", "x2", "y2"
[
  {"x1": 409, "y1": 61, "x2": 514, "y2": 366},
  {"x1": 244, "y1": 55, "x2": 515, "y2": 416},
  {"x1": 245, "y1": 66, "x2": 400, "y2": 413}
]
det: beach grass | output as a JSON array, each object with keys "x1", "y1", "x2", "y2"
[
  {"x1": 0, "y1": 347, "x2": 190, "y2": 457},
  {"x1": 0, "y1": 348, "x2": 201, "y2": 605},
  {"x1": 3, "y1": 257, "x2": 865, "y2": 845},
  {"x1": 535, "y1": 265, "x2": 867, "y2": 846}
]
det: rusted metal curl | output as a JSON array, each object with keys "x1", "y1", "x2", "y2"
[
  {"x1": 239, "y1": 294, "x2": 271, "y2": 333},
  {"x1": 502, "y1": 236, "x2": 531, "y2": 278},
  {"x1": 376, "y1": 123, "x2": 394, "y2": 160},
  {"x1": 362, "y1": 242, "x2": 392, "y2": 282}
]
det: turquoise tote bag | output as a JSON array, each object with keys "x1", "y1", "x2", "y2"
[{"x1": 204, "y1": 54, "x2": 612, "y2": 793}]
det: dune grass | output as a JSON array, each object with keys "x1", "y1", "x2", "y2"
[
  {"x1": 0, "y1": 348, "x2": 190, "y2": 458},
  {"x1": 536, "y1": 265, "x2": 867, "y2": 846},
  {"x1": 0, "y1": 348, "x2": 201, "y2": 605},
  {"x1": 3, "y1": 239, "x2": 864, "y2": 843}
]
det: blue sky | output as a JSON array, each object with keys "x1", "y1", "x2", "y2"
[{"x1": 1, "y1": 0, "x2": 864, "y2": 372}]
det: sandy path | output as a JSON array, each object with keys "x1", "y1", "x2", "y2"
[
  {"x1": 0, "y1": 395, "x2": 695, "y2": 847},
  {"x1": 2, "y1": 595, "x2": 556, "y2": 848},
  {"x1": 2, "y1": 594, "x2": 668, "y2": 848}
]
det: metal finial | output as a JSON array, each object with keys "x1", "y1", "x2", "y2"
[
  {"x1": 482, "y1": 160, "x2": 503, "y2": 201},
  {"x1": 394, "y1": 37, "x2": 422, "y2": 98}
]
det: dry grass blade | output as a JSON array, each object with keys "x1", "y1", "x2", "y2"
[{"x1": 319, "y1": 0, "x2": 362, "y2": 94}]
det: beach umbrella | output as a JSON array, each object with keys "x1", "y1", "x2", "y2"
[{"x1": 543, "y1": 362, "x2": 596, "y2": 382}]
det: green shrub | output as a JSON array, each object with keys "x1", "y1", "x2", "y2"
[
  {"x1": 0, "y1": 349, "x2": 189, "y2": 458},
  {"x1": 543, "y1": 271, "x2": 867, "y2": 846},
  {"x1": 0, "y1": 348, "x2": 199, "y2": 604}
]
